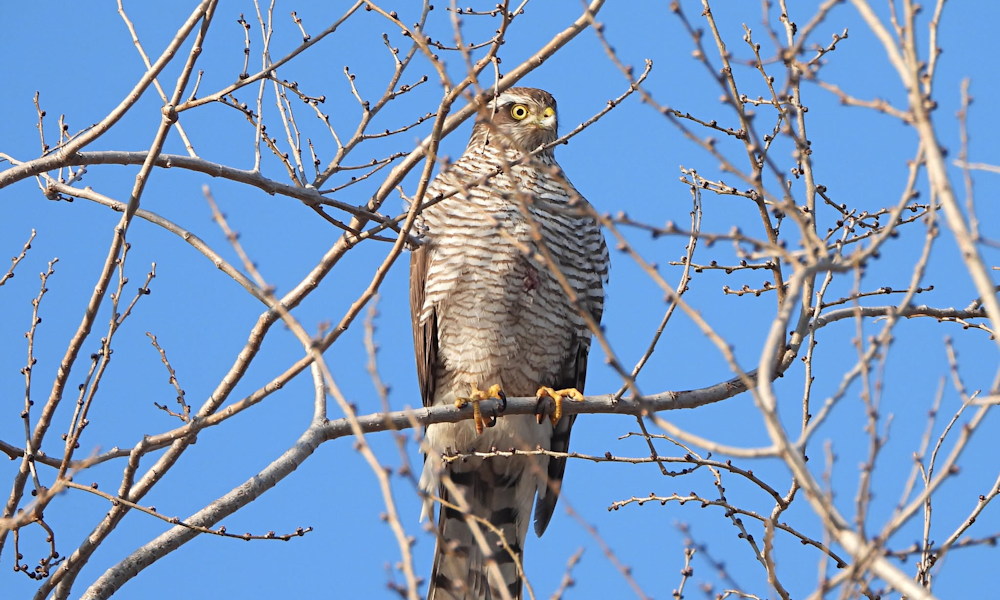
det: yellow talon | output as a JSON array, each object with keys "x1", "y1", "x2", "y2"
[
  {"x1": 456, "y1": 383, "x2": 506, "y2": 434},
  {"x1": 535, "y1": 387, "x2": 585, "y2": 425}
]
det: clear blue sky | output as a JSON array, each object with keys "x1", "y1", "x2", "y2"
[{"x1": 1, "y1": 2, "x2": 997, "y2": 598}]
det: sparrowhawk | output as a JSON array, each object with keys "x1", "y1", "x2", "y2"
[{"x1": 410, "y1": 87, "x2": 608, "y2": 600}]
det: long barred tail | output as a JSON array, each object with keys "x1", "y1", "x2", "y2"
[{"x1": 427, "y1": 464, "x2": 534, "y2": 600}]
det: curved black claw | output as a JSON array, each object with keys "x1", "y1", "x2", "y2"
[
  {"x1": 533, "y1": 393, "x2": 549, "y2": 425},
  {"x1": 483, "y1": 391, "x2": 507, "y2": 428}
]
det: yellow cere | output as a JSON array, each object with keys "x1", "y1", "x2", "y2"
[{"x1": 542, "y1": 106, "x2": 555, "y2": 118}]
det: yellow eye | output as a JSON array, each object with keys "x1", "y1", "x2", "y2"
[{"x1": 510, "y1": 104, "x2": 529, "y2": 120}]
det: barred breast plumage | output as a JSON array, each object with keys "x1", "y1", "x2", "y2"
[{"x1": 410, "y1": 87, "x2": 608, "y2": 600}]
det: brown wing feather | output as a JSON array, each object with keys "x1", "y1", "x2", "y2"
[
  {"x1": 533, "y1": 341, "x2": 588, "y2": 536},
  {"x1": 533, "y1": 225, "x2": 607, "y2": 536},
  {"x1": 409, "y1": 244, "x2": 437, "y2": 408}
]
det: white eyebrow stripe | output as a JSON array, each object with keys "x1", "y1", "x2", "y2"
[{"x1": 494, "y1": 93, "x2": 533, "y2": 106}]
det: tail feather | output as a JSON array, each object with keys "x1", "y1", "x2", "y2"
[{"x1": 427, "y1": 460, "x2": 535, "y2": 600}]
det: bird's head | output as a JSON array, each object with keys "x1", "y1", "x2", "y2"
[{"x1": 473, "y1": 87, "x2": 559, "y2": 153}]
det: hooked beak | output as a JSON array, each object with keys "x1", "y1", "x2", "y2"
[{"x1": 532, "y1": 106, "x2": 556, "y2": 130}]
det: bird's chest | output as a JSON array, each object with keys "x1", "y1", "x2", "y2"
[
  {"x1": 423, "y1": 201, "x2": 577, "y2": 387},
  {"x1": 426, "y1": 202, "x2": 564, "y2": 317}
]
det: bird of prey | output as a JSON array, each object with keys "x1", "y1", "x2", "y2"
[{"x1": 410, "y1": 87, "x2": 608, "y2": 600}]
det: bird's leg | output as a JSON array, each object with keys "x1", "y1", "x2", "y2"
[
  {"x1": 455, "y1": 383, "x2": 506, "y2": 434},
  {"x1": 535, "y1": 387, "x2": 585, "y2": 425}
]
